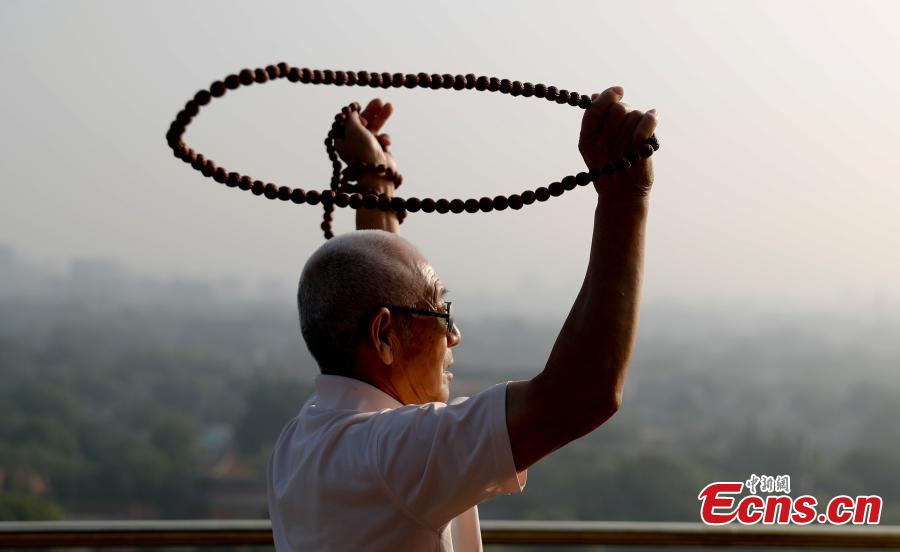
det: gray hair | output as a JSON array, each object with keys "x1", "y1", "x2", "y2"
[{"x1": 297, "y1": 230, "x2": 427, "y2": 375}]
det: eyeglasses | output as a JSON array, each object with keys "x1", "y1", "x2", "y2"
[{"x1": 383, "y1": 301, "x2": 454, "y2": 336}]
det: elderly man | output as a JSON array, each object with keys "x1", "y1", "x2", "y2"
[{"x1": 267, "y1": 86, "x2": 658, "y2": 551}]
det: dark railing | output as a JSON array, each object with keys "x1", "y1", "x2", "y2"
[{"x1": 2, "y1": 520, "x2": 900, "y2": 549}]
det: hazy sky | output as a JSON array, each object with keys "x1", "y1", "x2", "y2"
[{"x1": 2, "y1": 0, "x2": 899, "y2": 319}]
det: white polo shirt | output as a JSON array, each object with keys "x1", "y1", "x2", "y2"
[{"x1": 266, "y1": 374, "x2": 528, "y2": 551}]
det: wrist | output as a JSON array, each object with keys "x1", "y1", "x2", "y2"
[
  {"x1": 596, "y1": 193, "x2": 649, "y2": 212},
  {"x1": 358, "y1": 173, "x2": 395, "y2": 197}
]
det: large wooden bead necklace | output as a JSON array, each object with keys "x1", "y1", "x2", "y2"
[{"x1": 166, "y1": 63, "x2": 660, "y2": 240}]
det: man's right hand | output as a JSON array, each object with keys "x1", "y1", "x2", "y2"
[{"x1": 578, "y1": 86, "x2": 658, "y2": 201}]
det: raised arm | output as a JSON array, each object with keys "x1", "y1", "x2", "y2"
[
  {"x1": 334, "y1": 98, "x2": 401, "y2": 234},
  {"x1": 505, "y1": 86, "x2": 658, "y2": 471}
]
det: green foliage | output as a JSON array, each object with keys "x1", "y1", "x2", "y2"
[{"x1": 0, "y1": 493, "x2": 64, "y2": 521}]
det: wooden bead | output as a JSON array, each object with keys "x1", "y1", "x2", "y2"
[
  {"x1": 291, "y1": 188, "x2": 306, "y2": 203},
  {"x1": 278, "y1": 186, "x2": 292, "y2": 201},
  {"x1": 545, "y1": 86, "x2": 558, "y2": 101},
  {"x1": 320, "y1": 190, "x2": 334, "y2": 205},
  {"x1": 345, "y1": 71, "x2": 357, "y2": 85},
  {"x1": 522, "y1": 82, "x2": 534, "y2": 97},
  {"x1": 335, "y1": 71, "x2": 347, "y2": 85},
  {"x1": 638, "y1": 143, "x2": 654, "y2": 159},
  {"x1": 421, "y1": 198, "x2": 436, "y2": 212},
  {"x1": 435, "y1": 198, "x2": 450, "y2": 213},
  {"x1": 321, "y1": 70, "x2": 334, "y2": 84},
  {"x1": 320, "y1": 221, "x2": 331, "y2": 231},
  {"x1": 255, "y1": 68, "x2": 269, "y2": 83},
  {"x1": 194, "y1": 90, "x2": 211, "y2": 105},
  {"x1": 264, "y1": 183, "x2": 279, "y2": 199},
  {"x1": 184, "y1": 102, "x2": 199, "y2": 117},
  {"x1": 361, "y1": 194, "x2": 377, "y2": 209},
  {"x1": 627, "y1": 150, "x2": 641, "y2": 164},
  {"x1": 556, "y1": 89, "x2": 569, "y2": 104},
  {"x1": 430, "y1": 74, "x2": 442, "y2": 89},
  {"x1": 287, "y1": 67, "x2": 300, "y2": 82},
  {"x1": 380, "y1": 72, "x2": 392, "y2": 88},
  {"x1": 210, "y1": 81, "x2": 226, "y2": 97},
  {"x1": 465, "y1": 74, "x2": 477, "y2": 89},
  {"x1": 500, "y1": 79, "x2": 511, "y2": 93},
  {"x1": 226, "y1": 171, "x2": 240, "y2": 187},
  {"x1": 568, "y1": 93, "x2": 581, "y2": 107},
  {"x1": 522, "y1": 190, "x2": 536, "y2": 204},
  {"x1": 615, "y1": 158, "x2": 631, "y2": 171},
  {"x1": 442, "y1": 74, "x2": 454, "y2": 89},
  {"x1": 465, "y1": 198, "x2": 479, "y2": 213},
  {"x1": 511, "y1": 81, "x2": 523, "y2": 96},
  {"x1": 251, "y1": 180, "x2": 265, "y2": 195},
  {"x1": 377, "y1": 195, "x2": 391, "y2": 211},
  {"x1": 449, "y1": 199, "x2": 465, "y2": 213},
  {"x1": 266, "y1": 65, "x2": 280, "y2": 79},
  {"x1": 417, "y1": 72, "x2": 430, "y2": 88},
  {"x1": 578, "y1": 94, "x2": 592, "y2": 109},
  {"x1": 575, "y1": 172, "x2": 591, "y2": 186},
  {"x1": 356, "y1": 71, "x2": 369, "y2": 85},
  {"x1": 602, "y1": 163, "x2": 615, "y2": 176},
  {"x1": 479, "y1": 197, "x2": 493, "y2": 212},
  {"x1": 214, "y1": 167, "x2": 227, "y2": 183},
  {"x1": 562, "y1": 175, "x2": 577, "y2": 190},
  {"x1": 549, "y1": 182, "x2": 564, "y2": 196},
  {"x1": 277, "y1": 62, "x2": 290, "y2": 75},
  {"x1": 488, "y1": 77, "x2": 500, "y2": 92},
  {"x1": 493, "y1": 195, "x2": 508, "y2": 210},
  {"x1": 306, "y1": 190, "x2": 321, "y2": 205},
  {"x1": 334, "y1": 193, "x2": 349, "y2": 207},
  {"x1": 225, "y1": 74, "x2": 240, "y2": 89},
  {"x1": 348, "y1": 193, "x2": 362, "y2": 209},
  {"x1": 453, "y1": 75, "x2": 466, "y2": 90},
  {"x1": 393, "y1": 73, "x2": 405, "y2": 87},
  {"x1": 535, "y1": 187, "x2": 550, "y2": 201},
  {"x1": 533, "y1": 83, "x2": 546, "y2": 98},
  {"x1": 508, "y1": 194, "x2": 523, "y2": 209},
  {"x1": 405, "y1": 197, "x2": 421, "y2": 212},
  {"x1": 368, "y1": 72, "x2": 382, "y2": 87},
  {"x1": 202, "y1": 159, "x2": 216, "y2": 177},
  {"x1": 390, "y1": 197, "x2": 406, "y2": 212},
  {"x1": 648, "y1": 135, "x2": 659, "y2": 150},
  {"x1": 588, "y1": 167, "x2": 603, "y2": 181},
  {"x1": 475, "y1": 76, "x2": 488, "y2": 91},
  {"x1": 300, "y1": 68, "x2": 312, "y2": 83}
]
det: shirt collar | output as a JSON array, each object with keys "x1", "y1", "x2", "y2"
[{"x1": 313, "y1": 374, "x2": 404, "y2": 412}]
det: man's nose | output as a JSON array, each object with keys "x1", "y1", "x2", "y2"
[{"x1": 448, "y1": 322, "x2": 462, "y2": 347}]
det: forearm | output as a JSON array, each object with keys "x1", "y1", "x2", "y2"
[
  {"x1": 539, "y1": 195, "x2": 649, "y2": 426},
  {"x1": 355, "y1": 174, "x2": 400, "y2": 233}
]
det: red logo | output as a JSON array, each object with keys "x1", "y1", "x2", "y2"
[{"x1": 698, "y1": 475, "x2": 881, "y2": 525}]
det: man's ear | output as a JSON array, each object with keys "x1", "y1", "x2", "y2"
[{"x1": 368, "y1": 307, "x2": 396, "y2": 365}]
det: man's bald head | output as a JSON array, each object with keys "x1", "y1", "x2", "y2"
[{"x1": 297, "y1": 230, "x2": 434, "y2": 375}]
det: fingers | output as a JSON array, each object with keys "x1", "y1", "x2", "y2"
[
  {"x1": 377, "y1": 133, "x2": 391, "y2": 151},
  {"x1": 595, "y1": 99, "x2": 631, "y2": 156},
  {"x1": 633, "y1": 109, "x2": 658, "y2": 144},
  {"x1": 360, "y1": 98, "x2": 383, "y2": 125},
  {"x1": 613, "y1": 109, "x2": 644, "y2": 158},
  {"x1": 580, "y1": 86, "x2": 624, "y2": 142},
  {"x1": 367, "y1": 101, "x2": 393, "y2": 133}
]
